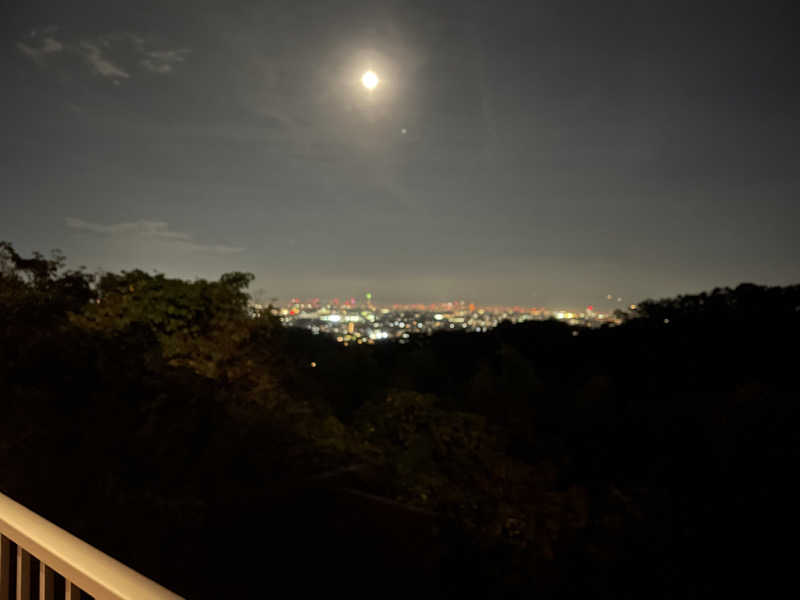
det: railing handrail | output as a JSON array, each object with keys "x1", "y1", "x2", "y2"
[{"x1": 0, "y1": 491, "x2": 183, "y2": 599}]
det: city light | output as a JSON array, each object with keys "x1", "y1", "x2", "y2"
[{"x1": 264, "y1": 297, "x2": 621, "y2": 343}]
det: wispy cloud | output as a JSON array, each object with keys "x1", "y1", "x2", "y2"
[
  {"x1": 16, "y1": 36, "x2": 64, "y2": 65},
  {"x1": 79, "y1": 41, "x2": 130, "y2": 79},
  {"x1": 17, "y1": 27, "x2": 190, "y2": 82},
  {"x1": 141, "y1": 48, "x2": 191, "y2": 73},
  {"x1": 66, "y1": 218, "x2": 244, "y2": 255}
]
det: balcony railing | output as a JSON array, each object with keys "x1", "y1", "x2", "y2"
[{"x1": 0, "y1": 492, "x2": 182, "y2": 600}]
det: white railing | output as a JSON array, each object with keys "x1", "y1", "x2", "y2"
[{"x1": 0, "y1": 492, "x2": 183, "y2": 600}]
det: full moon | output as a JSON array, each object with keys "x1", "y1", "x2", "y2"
[{"x1": 361, "y1": 70, "x2": 379, "y2": 90}]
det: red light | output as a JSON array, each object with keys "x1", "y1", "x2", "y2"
[{"x1": 587, "y1": 305, "x2": 593, "y2": 311}]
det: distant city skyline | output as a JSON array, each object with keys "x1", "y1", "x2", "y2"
[
  {"x1": 270, "y1": 296, "x2": 621, "y2": 346},
  {"x1": 2, "y1": 1, "x2": 798, "y2": 307},
  {"x1": 261, "y1": 294, "x2": 634, "y2": 315}
]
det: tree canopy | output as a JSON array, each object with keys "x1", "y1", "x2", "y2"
[{"x1": 1, "y1": 241, "x2": 797, "y2": 598}]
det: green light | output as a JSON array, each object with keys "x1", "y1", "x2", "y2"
[{"x1": 365, "y1": 292, "x2": 372, "y2": 300}]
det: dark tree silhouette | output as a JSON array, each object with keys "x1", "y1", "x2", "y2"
[{"x1": 1, "y1": 241, "x2": 797, "y2": 598}]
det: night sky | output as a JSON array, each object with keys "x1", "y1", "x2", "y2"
[{"x1": 2, "y1": 1, "x2": 798, "y2": 309}]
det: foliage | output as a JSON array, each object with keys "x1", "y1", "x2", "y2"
[
  {"x1": 0, "y1": 241, "x2": 94, "y2": 321},
  {"x1": 69, "y1": 269, "x2": 273, "y2": 377},
  {"x1": 1, "y1": 241, "x2": 798, "y2": 598}
]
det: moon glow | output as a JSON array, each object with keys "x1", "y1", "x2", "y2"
[{"x1": 361, "y1": 70, "x2": 379, "y2": 90}]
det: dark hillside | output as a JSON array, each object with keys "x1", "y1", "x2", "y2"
[{"x1": 1, "y1": 242, "x2": 797, "y2": 598}]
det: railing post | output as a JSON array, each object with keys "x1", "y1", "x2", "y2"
[
  {"x1": 1, "y1": 536, "x2": 11, "y2": 600},
  {"x1": 15, "y1": 547, "x2": 30, "y2": 600},
  {"x1": 39, "y1": 563, "x2": 54, "y2": 600},
  {"x1": 65, "y1": 581, "x2": 80, "y2": 600}
]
